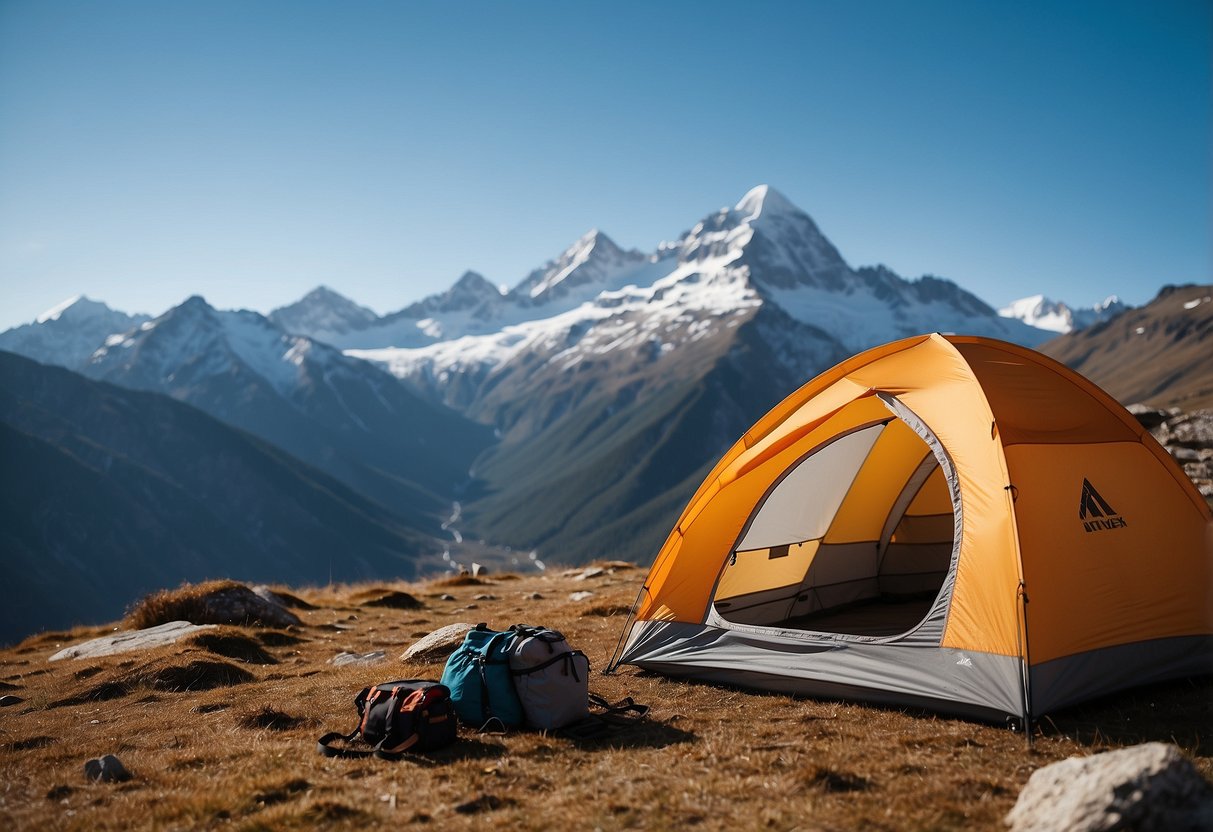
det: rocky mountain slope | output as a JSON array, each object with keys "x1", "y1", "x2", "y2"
[
  {"x1": 0, "y1": 351, "x2": 449, "y2": 642},
  {"x1": 311, "y1": 186, "x2": 1054, "y2": 562},
  {"x1": 79, "y1": 296, "x2": 494, "y2": 532},
  {"x1": 1041, "y1": 284, "x2": 1213, "y2": 410}
]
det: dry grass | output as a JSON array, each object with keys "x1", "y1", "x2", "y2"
[
  {"x1": 1, "y1": 564, "x2": 1208, "y2": 831},
  {"x1": 124, "y1": 580, "x2": 253, "y2": 629}
]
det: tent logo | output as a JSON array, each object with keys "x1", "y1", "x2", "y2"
[{"x1": 1079, "y1": 478, "x2": 1127, "y2": 532}]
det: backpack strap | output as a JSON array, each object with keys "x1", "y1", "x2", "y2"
[
  {"x1": 559, "y1": 694, "x2": 651, "y2": 740},
  {"x1": 510, "y1": 650, "x2": 588, "y2": 682},
  {"x1": 475, "y1": 631, "x2": 515, "y2": 727},
  {"x1": 317, "y1": 727, "x2": 373, "y2": 758},
  {"x1": 589, "y1": 694, "x2": 650, "y2": 721}
]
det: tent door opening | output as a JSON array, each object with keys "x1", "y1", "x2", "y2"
[{"x1": 711, "y1": 400, "x2": 958, "y2": 637}]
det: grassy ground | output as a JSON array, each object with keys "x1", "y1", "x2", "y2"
[{"x1": 1, "y1": 565, "x2": 1208, "y2": 831}]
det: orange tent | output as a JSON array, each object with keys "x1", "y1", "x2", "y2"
[{"x1": 609, "y1": 334, "x2": 1211, "y2": 721}]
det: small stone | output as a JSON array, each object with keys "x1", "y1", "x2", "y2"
[
  {"x1": 440, "y1": 594, "x2": 457, "y2": 601},
  {"x1": 83, "y1": 754, "x2": 131, "y2": 783},
  {"x1": 329, "y1": 651, "x2": 386, "y2": 667},
  {"x1": 569, "y1": 591, "x2": 595, "y2": 602},
  {"x1": 573, "y1": 567, "x2": 605, "y2": 581},
  {"x1": 522, "y1": 592, "x2": 543, "y2": 600},
  {"x1": 471, "y1": 562, "x2": 488, "y2": 577},
  {"x1": 473, "y1": 594, "x2": 498, "y2": 601},
  {"x1": 0, "y1": 694, "x2": 24, "y2": 707}
]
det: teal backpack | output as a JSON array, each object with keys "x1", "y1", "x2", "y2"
[{"x1": 440, "y1": 624, "x2": 524, "y2": 729}]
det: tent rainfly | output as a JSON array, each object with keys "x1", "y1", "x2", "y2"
[{"x1": 608, "y1": 334, "x2": 1212, "y2": 723}]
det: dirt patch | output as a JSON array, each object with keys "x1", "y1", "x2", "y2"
[
  {"x1": 237, "y1": 706, "x2": 306, "y2": 731},
  {"x1": 188, "y1": 630, "x2": 277, "y2": 664},
  {"x1": 249, "y1": 778, "x2": 310, "y2": 808},
  {"x1": 301, "y1": 801, "x2": 365, "y2": 822},
  {"x1": 258, "y1": 630, "x2": 305, "y2": 647},
  {"x1": 191, "y1": 702, "x2": 230, "y2": 714},
  {"x1": 50, "y1": 680, "x2": 132, "y2": 708},
  {"x1": 148, "y1": 660, "x2": 254, "y2": 691},
  {"x1": 454, "y1": 794, "x2": 517, "y2": 814},
  {"x1": 430, "y1": 575, "x2": 486, "y2": 588},
  {"x1": 581, "y1": 603, "x2": 632, "y2": 617},
  {"x1": 7, "y1": 736, "x2": 55, "y2": 751},
  {"x1": 358, "y1": 590, "x2": 423, "y2": 610},
  {"x1": 801, "y1": 767, "x2": 873, "y2": 793}
]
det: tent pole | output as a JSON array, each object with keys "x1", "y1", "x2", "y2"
[
  {"x1": 1015, "y1": 580, "x2": 1034, "y2": 748},
  {"x1": 604, "y1": 583, "x2": 648, "y2": 674}
]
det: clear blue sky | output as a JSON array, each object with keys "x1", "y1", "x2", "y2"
[{"x1": 1, "y1": 0, "x2": 1209, "y2": 329}]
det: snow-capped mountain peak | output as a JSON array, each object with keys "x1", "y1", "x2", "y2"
[
  {"x1": 514, "y1": 228, "x2": 648, "y2": 303},
  {"x1": 37, "y1": 294, "x2": 93, "y2": 323},
  {"x1": 0, "y1": 295, "x2": 151, "y2": 370},
  {"x1": 999, "y1": 294, "x2": 1129, "y2": 334},
  {"x1": 268, "y1": 285, "x2": 379, "y2": 341},
  {"x1": 735, "y1": 183, "x2": 799, "y2": 223},
  {"x1": 89, "y1": 295, "x2": 330, "y2": 401}
]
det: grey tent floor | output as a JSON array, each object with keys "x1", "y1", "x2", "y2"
[{"x1": 780, "y1": 596, "x2": 937, "y2": 637}]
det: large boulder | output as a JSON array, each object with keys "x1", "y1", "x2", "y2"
[
  {"x1": 49, "y1": 621, "x2": 216, "y2": 661},
  {"x1": 1006, "y1": 742, "x2": 1213, "y2": 832}
]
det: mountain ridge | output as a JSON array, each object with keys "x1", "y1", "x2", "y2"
[{"x1": 0, "y1": 350, "x2": 450, "y2": 642}]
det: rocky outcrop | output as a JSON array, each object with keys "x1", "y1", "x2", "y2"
[{"x1": 1130, "y1": 405, "x2": 1213, "y2": 501}]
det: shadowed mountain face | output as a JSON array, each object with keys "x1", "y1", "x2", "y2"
[
  {"x1": 0, "y1": 351, "x2": 446, "y2": 643},
  {"x1": 1041, "y1": 284, "x2": 1213, "y2": 410},
  {"x1": 80, "y1": 297, "x2": 494, "y2": 532}
]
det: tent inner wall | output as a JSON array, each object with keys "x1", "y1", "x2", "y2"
[{"x1": 713, "y1": 413, "x2": 954, "y2": 635}]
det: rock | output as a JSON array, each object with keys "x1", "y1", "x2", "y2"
[
  {"x1": 186, "y1": 584, "x2": 303, "y2": 628},
  {"x1": 573, "y1": 567, "x2": 606, "y2": 581},
  {"x1": 522, "y1": 592, "x2": 543, "y2": 600},
  {"x1": 83, "y1": 754, "x2": 131, "y2": 783},
  {"x1": 400, "y1": 622, "x2": 473, "y2": 664},
  {"x1": 1128, "y1": 403, "x2": 1171, "y2": 430},
  {"x1": 1005, "y1": 742, "x2": 1213, "y2": 832},
  {"x1": 330, "y1": 651, "x2": 386, "y2": 667},
  {"x1": 49, "y1": 621, "x2": 217, "y2": 662},
  {"x1": 569, "y1": 591, "x2": 595, "y2": 602},
  {"x1": 473, "y1": 594, "x2": 498, "y2": 601},
  {"x1": 471, "y1": 562, "x2": 488, "y2": 577},
  {"x1": 251, "y1": 585, "x2": 289, "y2": 608},
  {"x1": 252, "y1": 585, "x2": 314, "y2": 610},
  {"x1": 440, "y1": 594, "x2": 457, "y2": 601},
  {"x1": 0, "y1": 694, "x2": 24, "y2": 707}
]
